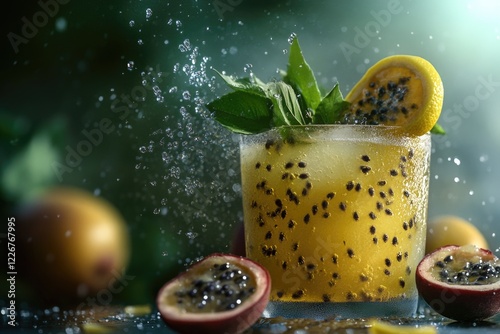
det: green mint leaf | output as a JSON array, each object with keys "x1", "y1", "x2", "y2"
[
  {"x1": 284, "y1": 38, "x2": 322, "y2": 111},
  {"x1": 266, "y1": 82, "x2": 305, "y2": 127},
  {"x1": 213, "y1": 69, "x2": 266, "y2": 97},
  {"x1": 430, "y1": 122, "x2": 446, "y2": 135},
  {"x1": 207, "y1": 90, "x2": 273, "y2": 134},
  {"x1": 314, "y1": 84, "x2": 350, "y2": 124}
]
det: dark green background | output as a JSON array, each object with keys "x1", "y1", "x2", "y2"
[{"x1": 2, "y1": 0, "x2": 500, "y2": 308}]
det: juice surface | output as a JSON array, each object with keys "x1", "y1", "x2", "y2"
[{"x1": 240, "y1": 126, "x2": 430, "y2": 303}]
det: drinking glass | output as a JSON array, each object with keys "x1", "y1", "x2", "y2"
[{"x1": 239, "y1": 125, "x2": 431, "y2": 318}]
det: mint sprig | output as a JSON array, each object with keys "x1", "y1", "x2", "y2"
[
  {"x1": 207, "y1": 37, "x2": 347, "y2": 134},
  {"x1": 207, "y1": 37, "x2": 445, "y2": 135}
]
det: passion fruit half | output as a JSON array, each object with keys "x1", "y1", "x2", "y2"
[
  {"x1": 156, "y1": 253, "x2": 271, "y2": 334},
  {"x1": 416, "y1": 245, "x2": 500, "y2": 321},
  {"x1": 344, "y1": 55, "x2": 443, "y2": 136}
]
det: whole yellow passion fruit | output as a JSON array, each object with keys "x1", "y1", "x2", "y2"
[
  {"x1": 426, "y1": 215, "x2": 489, "y2": 255},
  {"x1": 16, "y1": 187, "x2": 130, "y2": 307}
]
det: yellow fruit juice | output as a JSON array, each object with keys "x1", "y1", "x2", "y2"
[{"x1": 240, "y1": 125, "x2": 431, "y2": 317}]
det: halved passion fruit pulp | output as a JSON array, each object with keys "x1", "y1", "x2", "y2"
[
  {"x1": 416, "y1": 245, "x2": 500, "y2": 321},
  {"x1": 344, "y1": 55, "x2": 443, "y2": 136},
  {"x1": 156, "y1": 253, "x2": 271, "y2": 334}
]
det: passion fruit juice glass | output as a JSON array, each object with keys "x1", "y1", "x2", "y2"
[{"x1": 239, "y1": 125, "x2": 431, "y2": 318}]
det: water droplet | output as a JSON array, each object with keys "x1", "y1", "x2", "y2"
[
  {"x1": 137, "y1": 39, "x2": 144, "y2": 45},
  {"x1": 179, "y1": 39, "x2": 191, "y2": 53},
  {"x1": 161, "y1": 152, "x2": 170, "y2": 164},
  {"x1": 127, "y1": 61, "x2": 135, "y2": 71},
  {"x1": 287, "y1": 32, "x2": 297, "y2": 44},
  {"x1": 129, "y1": 20, "x2": 135, "y2": 27},
  {"x1": 55, "y1": 17, "x2": 67, "y2": 32},
  {"x1": 453, "y1": 158, "x2": 461, "y2": 165},
  {"x1": 139, "y1": 146, "x2": 147, "y2": 153},
  {"x1": 145, "y1": 8, "x2": 153, "y2": 19},
  {"x1": 182, "y1": 91, "x2": 191, "y2": 100},
  {"x1": 186, "y1": 231, "x2": 198, "y2": 240},
  {"x1": 152, "y1": 85, "x2": 162, "y2": 95},
  {"x1": 243, "y1": 63, "x2": 252, "y2": 72}
]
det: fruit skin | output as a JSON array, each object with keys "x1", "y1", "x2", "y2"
[
  {"x1": 426, "y1": 215, "x2": 489, "y2": 254},
  {"x1": 230, "y1": 223, "x2": 245, "y2": 257},
  {"x1": 16, "y1": 187, "x2": 130, "y2": 306},
  {"x1": 345, "y1": 55, "x2": 443, "y2": 136},
  {"x1": 416, "y1": 245, "x2": 500, "y2": 321},
  {"x1": 156, "y1": 253, "x2": 271, "y2": 334}
]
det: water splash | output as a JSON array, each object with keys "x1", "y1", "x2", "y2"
[{"x1": 134, "y1": 32, "x2": 239, "y2": 254}]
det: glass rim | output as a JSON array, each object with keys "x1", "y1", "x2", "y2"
[{"x1": 239, "y1": 124, "x2": 432, "y2": 142}]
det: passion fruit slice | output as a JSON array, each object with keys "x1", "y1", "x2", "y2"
[
  {"x1": 156, "y1": 253, "x2": 271, "y2": 334},
  {"x1": 416, "y1": 245, "x2": 500, "y2": 321},
  {"x1": 344, "y1": 55, "x2": 443, "y2": 136}
]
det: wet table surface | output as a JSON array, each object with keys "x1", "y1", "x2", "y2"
[{"x1": 2, "y1": 305, "x2": 500, "y2": 334}]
